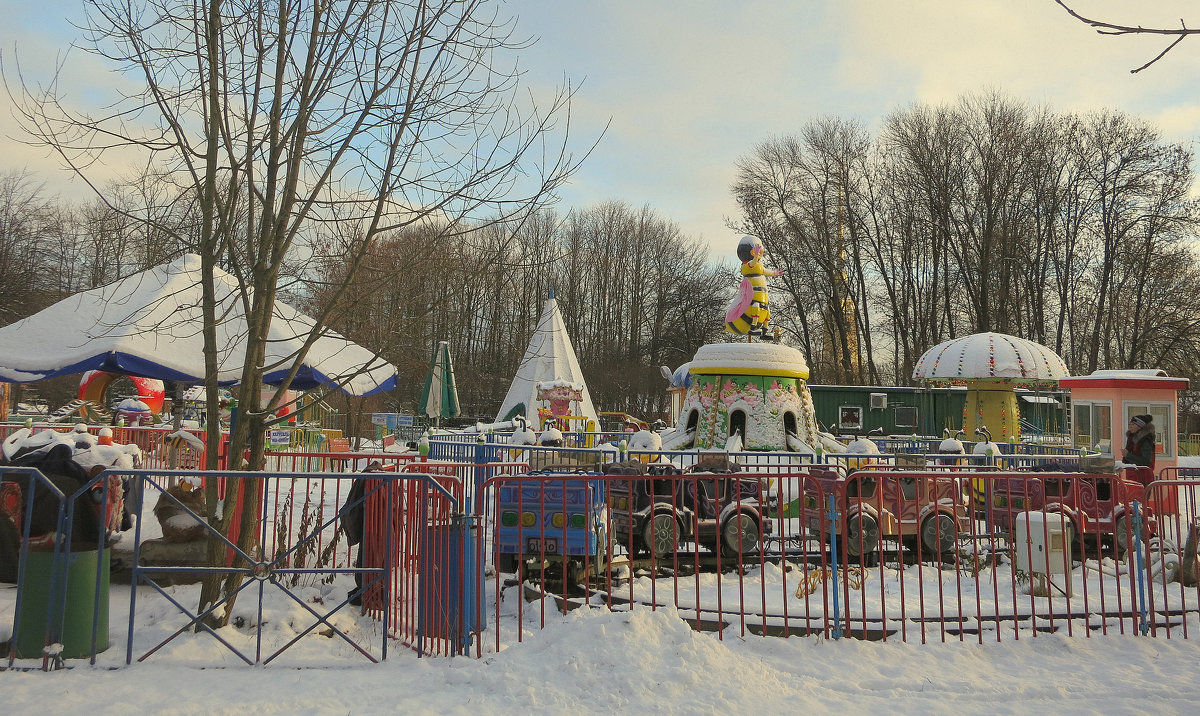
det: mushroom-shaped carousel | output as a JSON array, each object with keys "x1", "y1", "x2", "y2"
[{"x1": 912, "y1": 332, "x2": 1070, "y2": 442}]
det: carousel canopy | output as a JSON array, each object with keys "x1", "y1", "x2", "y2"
[
  {"x1": 0, "y1": 254, "x2": 399, "y2": 396},
  {"x1": 912, "y1": 332, "x2": 1069, "y2": 385}
]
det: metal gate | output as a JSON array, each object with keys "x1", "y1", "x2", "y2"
[{"x1": 1, "y1": 467, "x2": 476, "y2": 668}]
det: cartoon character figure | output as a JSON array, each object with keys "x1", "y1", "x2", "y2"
[{"x1": 725, "y1": 235, "x2": 783, "y2": 338}]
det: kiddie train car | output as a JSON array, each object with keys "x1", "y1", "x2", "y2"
[
  {"x1": 494, "y1": 474, "x2": 609, "y2": 581},
  {"x1": 798, "y1": 467, "x2": 969, "y2": 560},
  {"x1": 607, "y1": 460, "x2": 773, "y2": 559},
  {"x1": 987, "y1": 467, "x2": 1159, "y2": 555}
]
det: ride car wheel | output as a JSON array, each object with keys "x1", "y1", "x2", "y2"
[
  {"x1": 566, "y1": 559, "x2": 584, "y2": 586},
  {"x1": 721, "y1": 511, "x2": 759, "y2": 557},
  {"x1": 1061, "y1": 518, "x2": 1078, "y2": 557},
  {"x1": 643, "y1": 512, "x2": 677, "y2": 559},
  {"x1": 921, "y1": 513, "x2": 957, "y2": 555},
  {"x1": 496, "y1": 553, "x2": 518, "y2": 574},
  {"x1": 844, "y1": 512, "x2": 878, "y2": 558}
]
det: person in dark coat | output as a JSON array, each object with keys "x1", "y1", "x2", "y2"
[
  {"x1": 340, "y1": 461, "x2": 387, "y2": 607},
  {"x1": 1122, "y1": 414, "x2": 1156, "y2": 469}
]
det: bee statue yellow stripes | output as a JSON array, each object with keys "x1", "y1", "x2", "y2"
[{"x1": 725, "y1": 235, "x2": 784, "y2": 339}]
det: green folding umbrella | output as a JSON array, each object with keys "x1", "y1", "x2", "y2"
[{"x1": 418, "y1": 341, "x2": 460, "y2": 426}]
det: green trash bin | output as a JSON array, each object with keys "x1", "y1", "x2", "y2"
[{"x1": 14, "y1": 545, "x2": 110, "y2": 659}]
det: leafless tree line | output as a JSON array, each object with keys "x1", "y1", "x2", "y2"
[
  {"x1": 6, "y1": 94, "x2": 1200, "y2": 421},
  {"x1": 0, "y1": 170, "x2": 194, "y2": 330},
  {"x1": 302, "y1": 203, "x2": 729, "y2": 421},
  {"x1": 734, "y1": 92, "x2": 1200, "y2": 385}
]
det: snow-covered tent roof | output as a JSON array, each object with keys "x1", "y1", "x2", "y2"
[
  {"x1": 912, "y1": 332, "x2": 1069, "y2": 385},
  {"x1": 495, "y1": 294, "x2": 598, "y2": 426},
  {"x1": 0, "y1": 254, "x2": 398, "y2": 396}
]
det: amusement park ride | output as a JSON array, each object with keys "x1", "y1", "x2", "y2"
[{"x1": 486, "y1": 235, "x2": 1191, "y2": 590}]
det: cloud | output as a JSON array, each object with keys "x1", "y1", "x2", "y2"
[
  {"x1": 4, "y1": 0, "x2": 1200, "y2": 244},
  {"x1": 837, "y1": 1, "x2": 1200, "y2": 142}
]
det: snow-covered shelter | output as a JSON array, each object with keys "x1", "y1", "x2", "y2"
[
  {"x1": 495, "y1": 292, "x2": 598, "y2": 428},
  {"x1": 0, "y1": 254, "x2": 398, "y2": 396}
]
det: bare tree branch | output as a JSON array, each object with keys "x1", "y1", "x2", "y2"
[{"x1": 1054, "y1": 0, "x2": 1196, "y2": 73}]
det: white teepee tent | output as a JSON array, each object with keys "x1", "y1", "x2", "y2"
[{"x1": 495, "y1": 292, "x2": 598, "y2": 427}]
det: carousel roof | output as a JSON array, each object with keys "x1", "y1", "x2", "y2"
[
  {"x1": 689, "y1": 342, "x2": 809, "y2": 379},
  {"x1": 912, "y1": 332, "x2": 1069, "y2": 384}
]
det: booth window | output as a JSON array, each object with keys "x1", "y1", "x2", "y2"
[
  {"x1": 1072, "y1": 401, "x2": 1112, "y2": 456},
  {"x1": 894, "y1": 406, "x2": 917, "y2": 429},
  {"x1": 839, "y1": 405, "x2": 863, "y2": 431},
  {"x1": 1124, "y1": 402, "x2": 1173, "y2": 457}
]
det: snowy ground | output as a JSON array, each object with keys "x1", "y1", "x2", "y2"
[
  {"x1": 6, "y1": 463, "x2": 1200, "y2": 713},
  {"x1": 4, "y1": 600, "x2": 1200, "y2": 715},
  {"x1": 4, "y1": 547, "x2": 1200, "y2": 714}
]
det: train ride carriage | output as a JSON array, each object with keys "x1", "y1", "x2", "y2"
[
  {"x1": 799, "y1": 467, "x2": 970, "y2": 560},
  {"x1": 607, "y1": 459, "x2": 773, "y2": 560},
  {"x1": 493, "y1": 473, "x2": 610, "y2": 582},
  {"x1": 987, "y1": 467, "x2": 1159, "y2": 555}
]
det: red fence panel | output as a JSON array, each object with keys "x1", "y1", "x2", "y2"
[{"x1": 472, "y1": 467, "x2": 1200, "y2": 650}]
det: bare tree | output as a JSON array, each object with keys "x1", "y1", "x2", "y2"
[
  {"x1": 0, "y1": 171, "x2": 57, "y2": 324},
  {"x1": 8, "y1": 0, "x2": 585, "y2": 627},
  {"x1": 732, "y1": 118, "x2": 879, "y2": 384},
  {"x1": 732, "y1": 91, "x2": 1200, "y2": 384}
]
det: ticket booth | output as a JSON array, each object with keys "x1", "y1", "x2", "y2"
[{"x1": 1058, "y1": 369, "x2": 1189, "y2": 472}]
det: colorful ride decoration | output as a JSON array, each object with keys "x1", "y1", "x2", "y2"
[
  {"x1": 115, "y1": 398, "x2": 155, "y2": 425},
  {"x1": 536, "y1": 380, "x2": 596, "y2": 442},
  {"x1": 677, "y1": 342, "x2": 821, "y2": 451},
  {"x1": 79, "y1": 370, "x2": 166, "y2": 416},
  {"x1": 912, "y1": 332, "x2": 1069, "y2": 443},
  {"x1": 725, "y1": 235, "x2": 783, "y2": 338}
]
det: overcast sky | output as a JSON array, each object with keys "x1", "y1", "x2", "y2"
[{"x1": 2, "y1": 1, "x2": 1199, "y2": 260}]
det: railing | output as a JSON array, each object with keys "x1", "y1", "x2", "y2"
[
  {"x1": 474, "y1": 467, "x2": 1200, "y2": 646},
  {"x1": 1179, "y1": 434, "x2": 1200, "y2": 457},
  {"x1": 1, "y1": 466, "x2": 475, "y2": 669},
  {"x1": 6, "y1": 454, "x2": 1200, "y2": 670}
]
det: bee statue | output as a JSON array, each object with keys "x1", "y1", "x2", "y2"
[{"x1": 725, "y1": 235, "x2": 784, "y2": 339}]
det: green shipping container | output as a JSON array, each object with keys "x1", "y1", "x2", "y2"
[{"x1": 808, "y1": 385, "x2": 1066, "y2": 438}]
